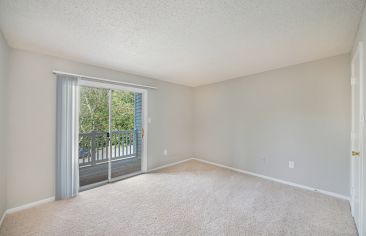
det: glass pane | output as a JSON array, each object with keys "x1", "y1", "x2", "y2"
[
  {"x1": 111, "y1": 90, "x2": 142, "y2": 179},
  {"x1": 79, "y1": 86, "x2": 109, "y2": 187}
]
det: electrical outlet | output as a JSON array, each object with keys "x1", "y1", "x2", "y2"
[
  {"x1": 164, "y1": 149, "x2": 168, "y2": 156},
  {"x1": 289, "y1": 161, "x2": 295, "y2": 169}
]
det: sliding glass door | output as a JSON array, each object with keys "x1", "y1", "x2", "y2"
[
  {"x1": 110, "y1": 90, "x2": 142, "y2": 179},
  {"x1": 79, "y1": 87, "x2": 110, "y2": 187},
  {"x1": 78, "y1": 84, "x2": 144, "y2": 189}
]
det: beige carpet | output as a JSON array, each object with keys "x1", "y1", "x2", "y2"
[{"x1": 0, "y1": 160, "x2": 357, "y2": 236}]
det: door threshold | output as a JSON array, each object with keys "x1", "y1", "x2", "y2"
[
  {"x1": 79, "y1": 180, "x2": 109, "y2": 192},
  {"x1": 79, "y1": 171, "x2": 143, "y2": 192},
  {"x1": 110, "y1": 171, "x2": 143, "y2": 183}
]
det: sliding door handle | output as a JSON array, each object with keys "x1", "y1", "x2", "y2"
[{"x1": 352, "y1": 151, "x2": 360, "y2": 157}]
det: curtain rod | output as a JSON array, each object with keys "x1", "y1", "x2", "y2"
[{"x1": 52, "y1": 70, "x2": 158, "y2": 89}]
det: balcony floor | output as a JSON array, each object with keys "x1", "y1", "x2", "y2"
[{"x1": 79, "y1": 157, "x2": 141, "y2": 187}]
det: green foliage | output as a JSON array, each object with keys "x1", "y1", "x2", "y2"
[
  {"x1": 79, "y1": 86, "x2": 135, "y2": 134},
  {"x1": 112, "y1": 90, "x2": 135, "y2": 131},
  {"x1": 79, "y1": 87, "x2": 108, "y2": 133}
]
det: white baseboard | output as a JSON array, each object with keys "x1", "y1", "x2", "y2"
[
  {"x1": 0, "y1": 158, "x2": 192, "y2": 228},
  {"x1": 0, "y1": 197, "x2": 54, "y2": 228},
  {"x1": 0, "y1": 157, "x2": 350, "y2": 228},
  {"x1": 191, "y1": 158, "x2": 350, "y2": 201},
  {"x1": 0, "y1": 210, "x2": 5, "y2": 228},
  {"x1": 6, "y1": 197, "x2": 55, "y2": 215},
  {"x1": 147, "y1": 158, "x2": 194, "y2": 172},
  {"x1": 147, "y1": 157, "x2": 349, "y2": 200}
]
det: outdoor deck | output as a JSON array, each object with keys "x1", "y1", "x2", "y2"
[
  {"x1": 79, "y1": 129, "x2": 142, "y2": 187},
  {"x1": 79, "y1": 157, "x2": 141, "y2": 186}
]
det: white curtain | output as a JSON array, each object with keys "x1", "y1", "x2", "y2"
[{"x1": 56, "y1": 74, "x2": 79, "y2": 200}]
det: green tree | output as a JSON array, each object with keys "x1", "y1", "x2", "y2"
[
  {"x1": 112, "y1": 90, "x2": 135, "y2": 131},
  {"x1": 79, "y1": 87, "x2": 135, "y2": 134},
  {"x1": 79, "y1": 86, "x2": 135, "y2": 150},
  {"x1": 79, "y1": 87, "x2": 109, "y2": 133}
]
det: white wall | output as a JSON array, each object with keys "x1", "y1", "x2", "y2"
[
  {"x1": 193, "y1": 54, "x2": 350, "y2": 196},
  {"x1": 352, "y1": 6, "x2": 366, "y2": 235},
  {"x1": 0, "y1": 31, "x2": 9, "y2": 219},
  {"x1": 6, "y1": 49, "x2": 193, "y2": 209}
]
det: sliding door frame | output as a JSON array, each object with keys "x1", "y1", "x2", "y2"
[{"x1": 78, "y1": 79, "x2": 148, "y2": 188}]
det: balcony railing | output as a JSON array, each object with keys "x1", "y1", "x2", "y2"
[{"x1": 79, "y1": 129, "x2": 138, "y2": 168}]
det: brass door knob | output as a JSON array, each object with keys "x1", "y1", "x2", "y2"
[{"x1": 352, "y1": 151, "x2": 360, "y2": 157}]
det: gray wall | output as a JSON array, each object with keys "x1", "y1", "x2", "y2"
[
  {"x1": 193, "y1": 54, "x2": 350, "y2": 196},
  {"x1": 6, "y1": 49, "x2": 193, "y2": 209},
  {"x1": 0, "y1": 32, "x2": 9, "y2": 219},
  {"x1": 3, "y1": 46, "x2": 352, "y2": 209}
]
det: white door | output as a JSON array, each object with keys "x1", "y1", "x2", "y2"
[{"x1": 351, "y1": 42, "x2": 364, "y2": 235}]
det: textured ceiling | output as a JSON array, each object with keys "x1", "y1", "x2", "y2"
[{"x1": 0, "y1": 0, "x2": 365, "y2": 86}]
